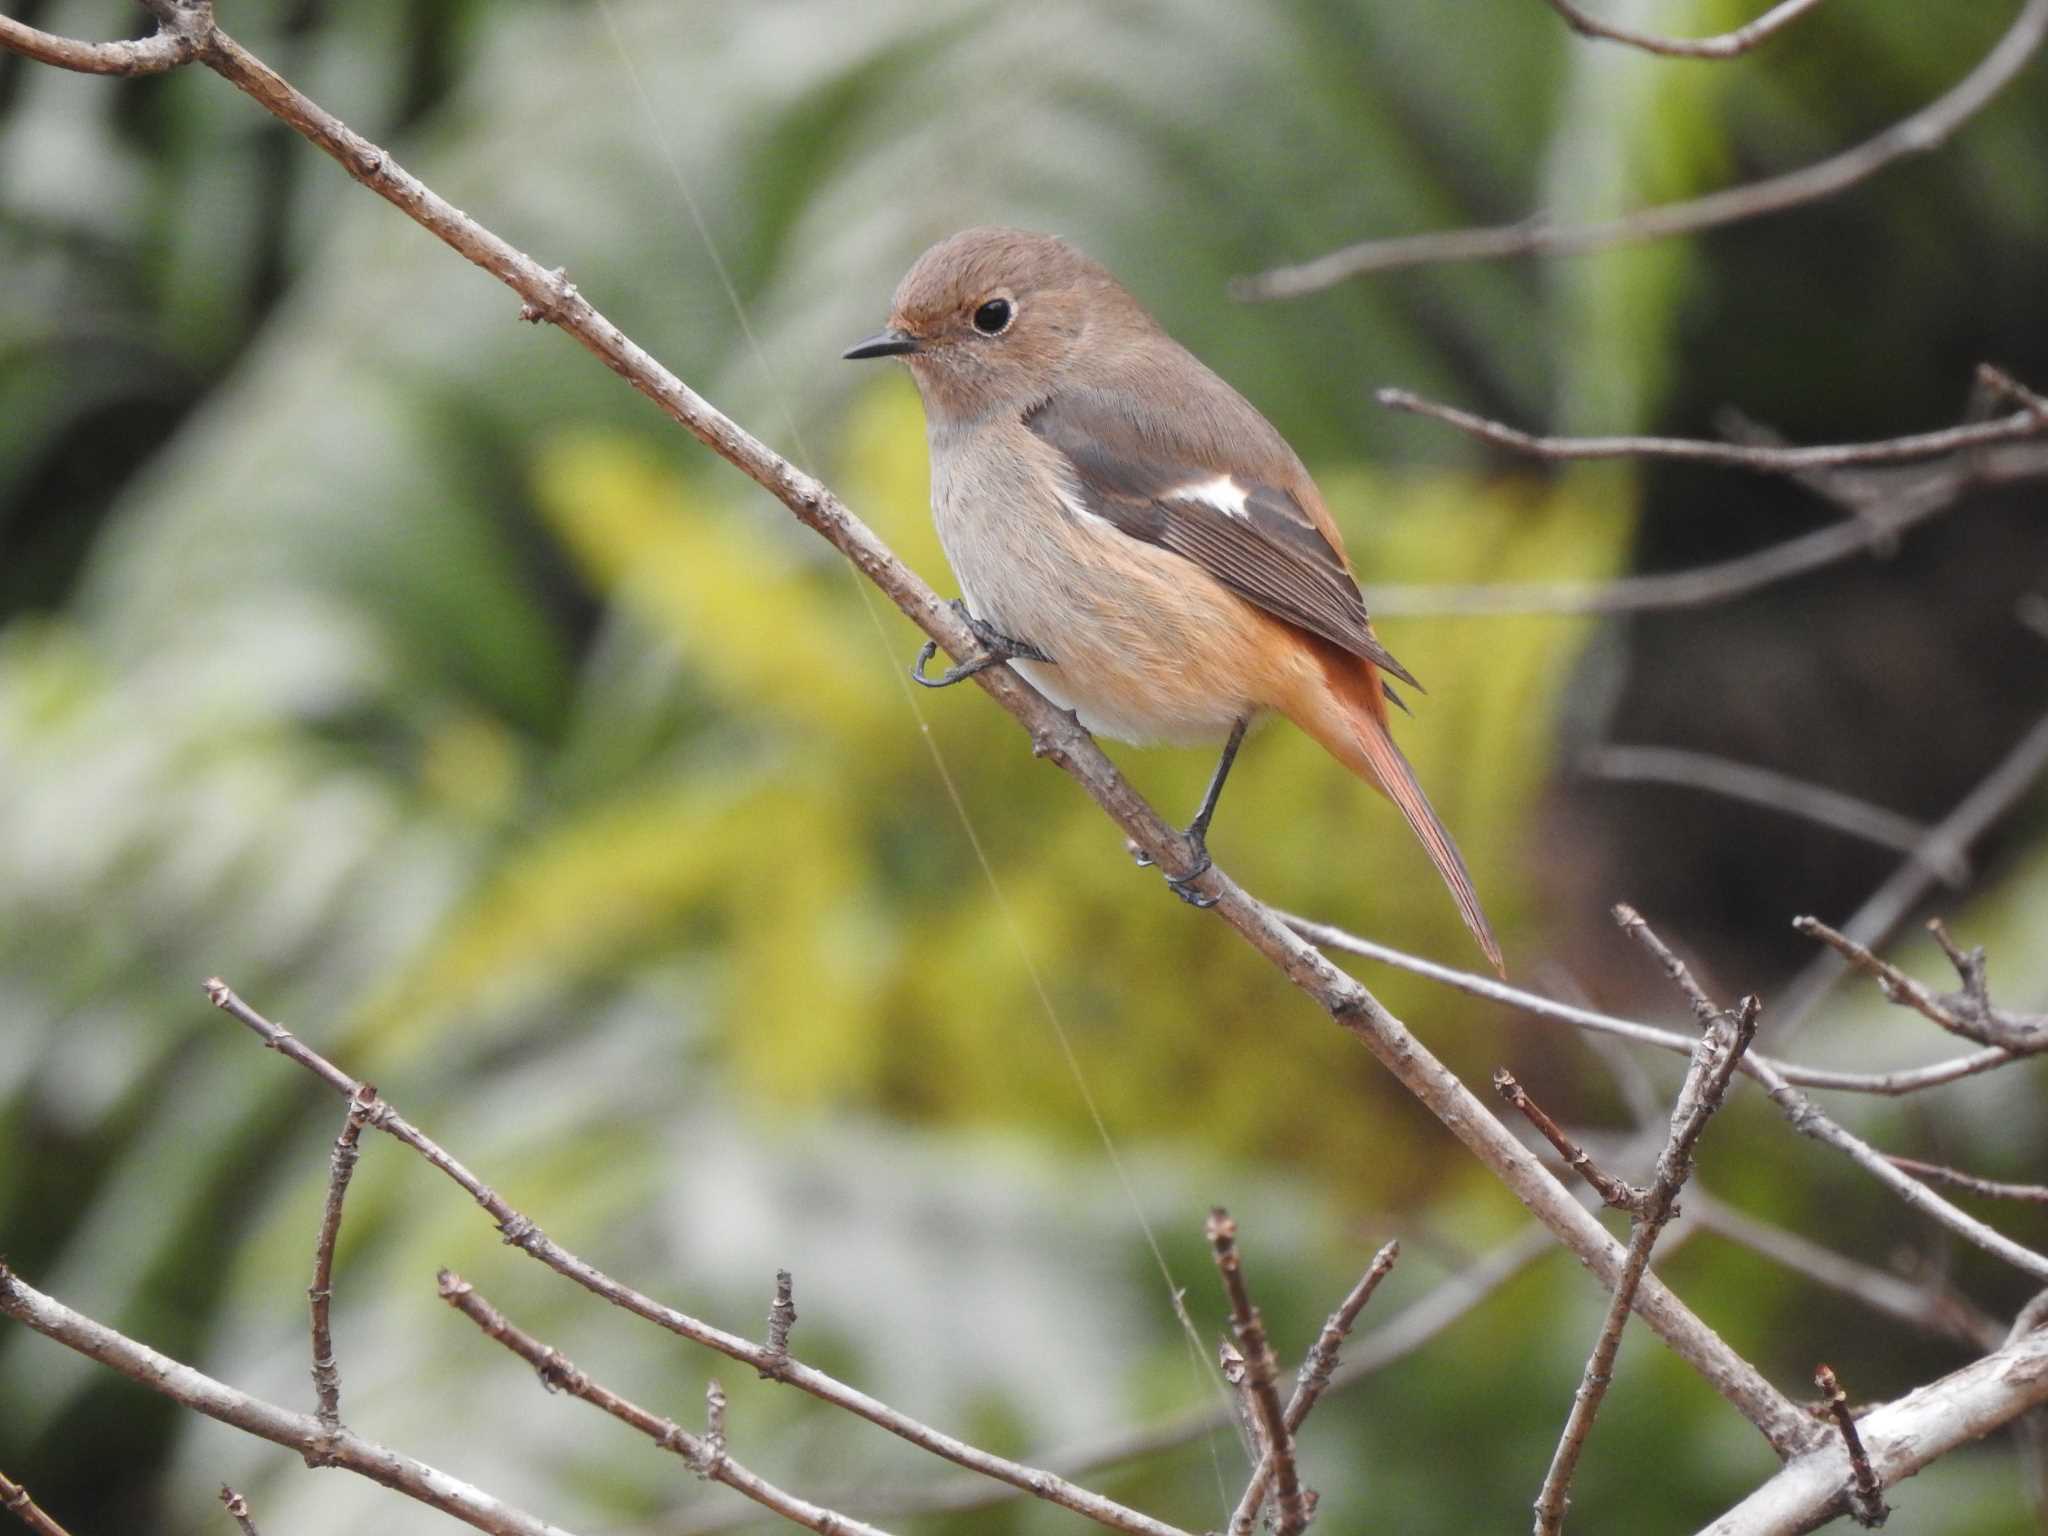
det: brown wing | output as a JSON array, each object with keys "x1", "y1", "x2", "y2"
[{"x1": 1024, "y1": 390, "x2": 1421, "y2": 691}]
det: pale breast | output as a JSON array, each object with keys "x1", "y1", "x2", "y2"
[{"x1": 928, "y1": 421, "x2": 1295, "y2": 746}]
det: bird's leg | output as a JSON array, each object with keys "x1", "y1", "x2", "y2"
[
  {"x1": 1160, "y1": 716, "x2": 1248, "y2": 909},
  {"x1": 910, "y1": 599, "x2": 1052, "y2": 688}
]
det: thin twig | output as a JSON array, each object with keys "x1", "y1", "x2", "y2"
[
  {"x1": 201, "y1": 979, "x2": 1192, "y2": 1536},
  {"x1": 1611, "y1": 914, "x2": 2048, "y2": 1282},
  {"x1": 218, "y1": 1486, "x2": 262, "y2": 1536},
  {"x1": 1230, "y1": 1242, "x2": 1400, "y2": 1533},
  {"x1": 1540, "y1": 0, "x2": 1827, "y2": 58},
  {"x1": 0, "y1": 1471, "x2": 74, "y2": 1536},
  {"x1": 1532, "y1": 948, "x2": 1760, "y2": 1536},
  {"x1": 1812, "y1": 1365, "x2": 1890, "y2": 1528},
  {"x1": 0, "y1": 1265, "x2": 577, "y2": 1536},
  {"x1": 1612, "y1": 905, "x2": 1720, "y2": 1027},
  {"x1": 1795, "y1": 916, "x2": 2048, "y2": 1051},
  {"x1": 667, "y1": 1228, "x2": 1553, "y2": 1534},
  {"x1": 1495, "y1": 1070, "x2": 1643, "y2": 1213},
  {"x1": 1282, "y1": 912, "x2": 2018, "y2": 1098},
  {"x1": 1207, "y1": 1212, "x2": 1311, "y2": 1536},
  {"x1": 1775, "y1": 710, "x2": 2048, "y2": 1035},
  {"x1": 0, "y1": 13, "x2": 196, "y2": 74},
  {"x1": 437, "y1": 1272, "x2": 892, "y2": 1536},
  {"x1": 1236, "y1": 0, "x2": 2048, "y2": 295},
  {"x1": 1703, "y1": 1318, "x2": 2048, "y2": 1533},
  {"x1": 1581, "y1": 747, "x2": 1963, "y2": 881},
  {"x1": 761, "y1": 1270, "x2": 796, "y2": 1377},
  {"x1": 310, "y1": 1084, "x2": 378, "y2": 1435},
  {"x1": 1375, "y1": 384, "x2": 2048, "y2": 471},
  {"x1": 1886, "y1": 1156, "x2": 2048, "y2": 1206}
]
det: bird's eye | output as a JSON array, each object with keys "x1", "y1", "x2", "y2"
[{"x1": 972, "y1": 297, "x2": 1014, "y2": 336}]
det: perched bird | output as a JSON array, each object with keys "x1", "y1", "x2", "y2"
[{"x1": 845, "y1": 227, "x2": 1502, "y2": 974}]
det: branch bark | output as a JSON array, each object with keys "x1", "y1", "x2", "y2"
[
  {"x1": 1700, "y1": 1315, "x2": 2048, "y2": 1535},
  {"x1": 1236, "y1": 0, "x2": 2048, "y2": 296},
  {"x1": 1539, "y1": 0, "x2": 1828, "y2": 59},
  {"x1": 0, "y1": 1265, "x2": 579, "y2": 1536}
]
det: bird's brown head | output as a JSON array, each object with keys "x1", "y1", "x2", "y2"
[{"x1": 843, "y1": 227, "x2": 1146, "y2": 423}]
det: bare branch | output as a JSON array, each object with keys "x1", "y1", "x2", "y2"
[
  {"x1": 310, "y1": 1084, "x2": 377, "y2": 1434},
  {"x1": 1613, "y1": 904, "x2": 1720, "y2": 1028},
  {"x1": 1533, "y1": 983, "x2": 1760, "y2": 1535},
  {"x1": 1539, "y1": 0, "x2": 1827, "y2": 59},
  {"x1": 1795, "y1": 916, "x2": 2047, "y2": 1052},
  {"x1": 1207, "y1": 1211, "x2": 1311, "y2": 1536},
  {"x1": 1756, "y1": 1057, "x2": 2048, "y2": 1282},
  {"x1": 1231, "y1": 1241, "x2": 1400, "y2": 1532},
  {"x1": 1581, "y1": 748, "x2": 1963, "y2": 882},
  {"x1": 1495, "y1": 1069, "x2": 1643, "y2": 1213},
  {"x1": 1886, "y1": 1156, "x2": 2048, "y2": 1206},
  {"x1": 668, "y1": 1228, "x2": 1553, "y2": 1533},
  {"x1": 0, "y1": 1471, "x2": 74, "y2": 1536},
  {"x1": 761, "y1": 1270, "x2": 796, "y2": 1377},
  {"x1": 1702, "y1": 1318, "x2": 2048, "y2": 1534},
  {"x1": 438, "y1": 1272, "x2": 891, "y2": 1536},
  {"x1": 1611, "y1": 914, "x2": 2048, "y2": 1282},
  {"x1": 0, "y1": 13, "x2": 196, "y2": 75},
  {"x1": 0, "y1": 1265, "x2": 577, "y2": 1536},
  {"x1": 1374, "y1": 382, "x2": 2048, "y2": 471},
  {"x1": 1236, "y1": 0, "x2": 2048, "y2": 295},
  {"x1": 201, "y1": 979, "x2": 1192, "y2": 1536},
  {"x1": 1776, "y1": 710, "x2": 2048, "y2": 1034},
  {"x1": 1283, "y1": 912, "x2": 2019, "y2": 1098},
  {"x1": 1813, "y1": 1365, "x2": 1889, "y2": 1527},
  {"x1": 217, "y1": 1486, "x2": 261, "y2": 1536}
]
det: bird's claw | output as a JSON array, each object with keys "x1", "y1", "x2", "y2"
[
  {"x1": 1163, "y1": 835, "x2": 1217, "y2": 908},
  {"x1": 910, "y1": 600, "x2": 1051, "y2": 688}
]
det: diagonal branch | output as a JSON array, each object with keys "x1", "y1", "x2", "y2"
[
  {"x1": 1539, "y1": 0, "x2": 1828, "y2": 59},
  {"x1": 1235, "y1": 0, "x2": 2048, "y2": 296},
  {"x1": 1701, "y1": 1310, "x2": 2048, "y2": 1535},
  {"x1": 0, "y1": 1472, "x2": 74, "y2": 1536},
  {"x1": 1886, "y1": 1156, "x2": 2048, "y2": 1206},
  {"x1": 439, "y1": 1272, "x2": 891, "y2": 1536},
  {"x1": 1796, "y1": 915, "x2": 2048, "y2": 1052},
  {"x1": 203, "y1": 980, "x2": 1192, "y2": 1536},
  {"x1": 1532, "y1": 940, "x2": 1761, "y2": 1536},
  {"x1": 0, "y1": 14, "x2": 197, "y2": 74},
  {"x1": 0, "y1": 1265, "x2": 577, "y2": 1536}
]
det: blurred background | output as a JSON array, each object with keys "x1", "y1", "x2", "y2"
[{"x1": 3, "y1": 1, "x2": 2046, "y2": 1531}]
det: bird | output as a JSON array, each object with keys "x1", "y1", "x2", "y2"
[{"x1": 843, "y1": 226, "x2": 1502, "y2": 975}]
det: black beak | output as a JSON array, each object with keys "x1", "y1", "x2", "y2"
[{"x1": 843, "y1": 327, "x2": 921, "y2": 360}]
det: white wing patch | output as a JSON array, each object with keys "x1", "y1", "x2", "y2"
[
  {"x1": 1054, "y1": 486, "x2": 1118, "y2": 532},
  {"x1": 1171, "y1": 475, "x2": 1252, "y2": 520}
]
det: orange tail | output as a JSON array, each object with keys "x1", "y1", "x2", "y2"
[{"x1": 1290, "y1": 649, "x2": 1505, "y2": 977}]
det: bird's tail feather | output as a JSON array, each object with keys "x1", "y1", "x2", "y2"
[{"x1": 1291, "y1": 652, "x2": 1505, "y2": 976}]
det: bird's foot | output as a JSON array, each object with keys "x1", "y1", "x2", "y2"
[
  {"x1": 910, "y1": 600, "x2": 1051, "y2": 688},
  {"x1": 1163, "y1": 831, "x2": 1218, "y2": 908}
]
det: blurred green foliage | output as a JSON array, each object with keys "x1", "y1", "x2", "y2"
[{"x1": 3, "y1": 2, "x2": 2046, "y2": 1533}]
